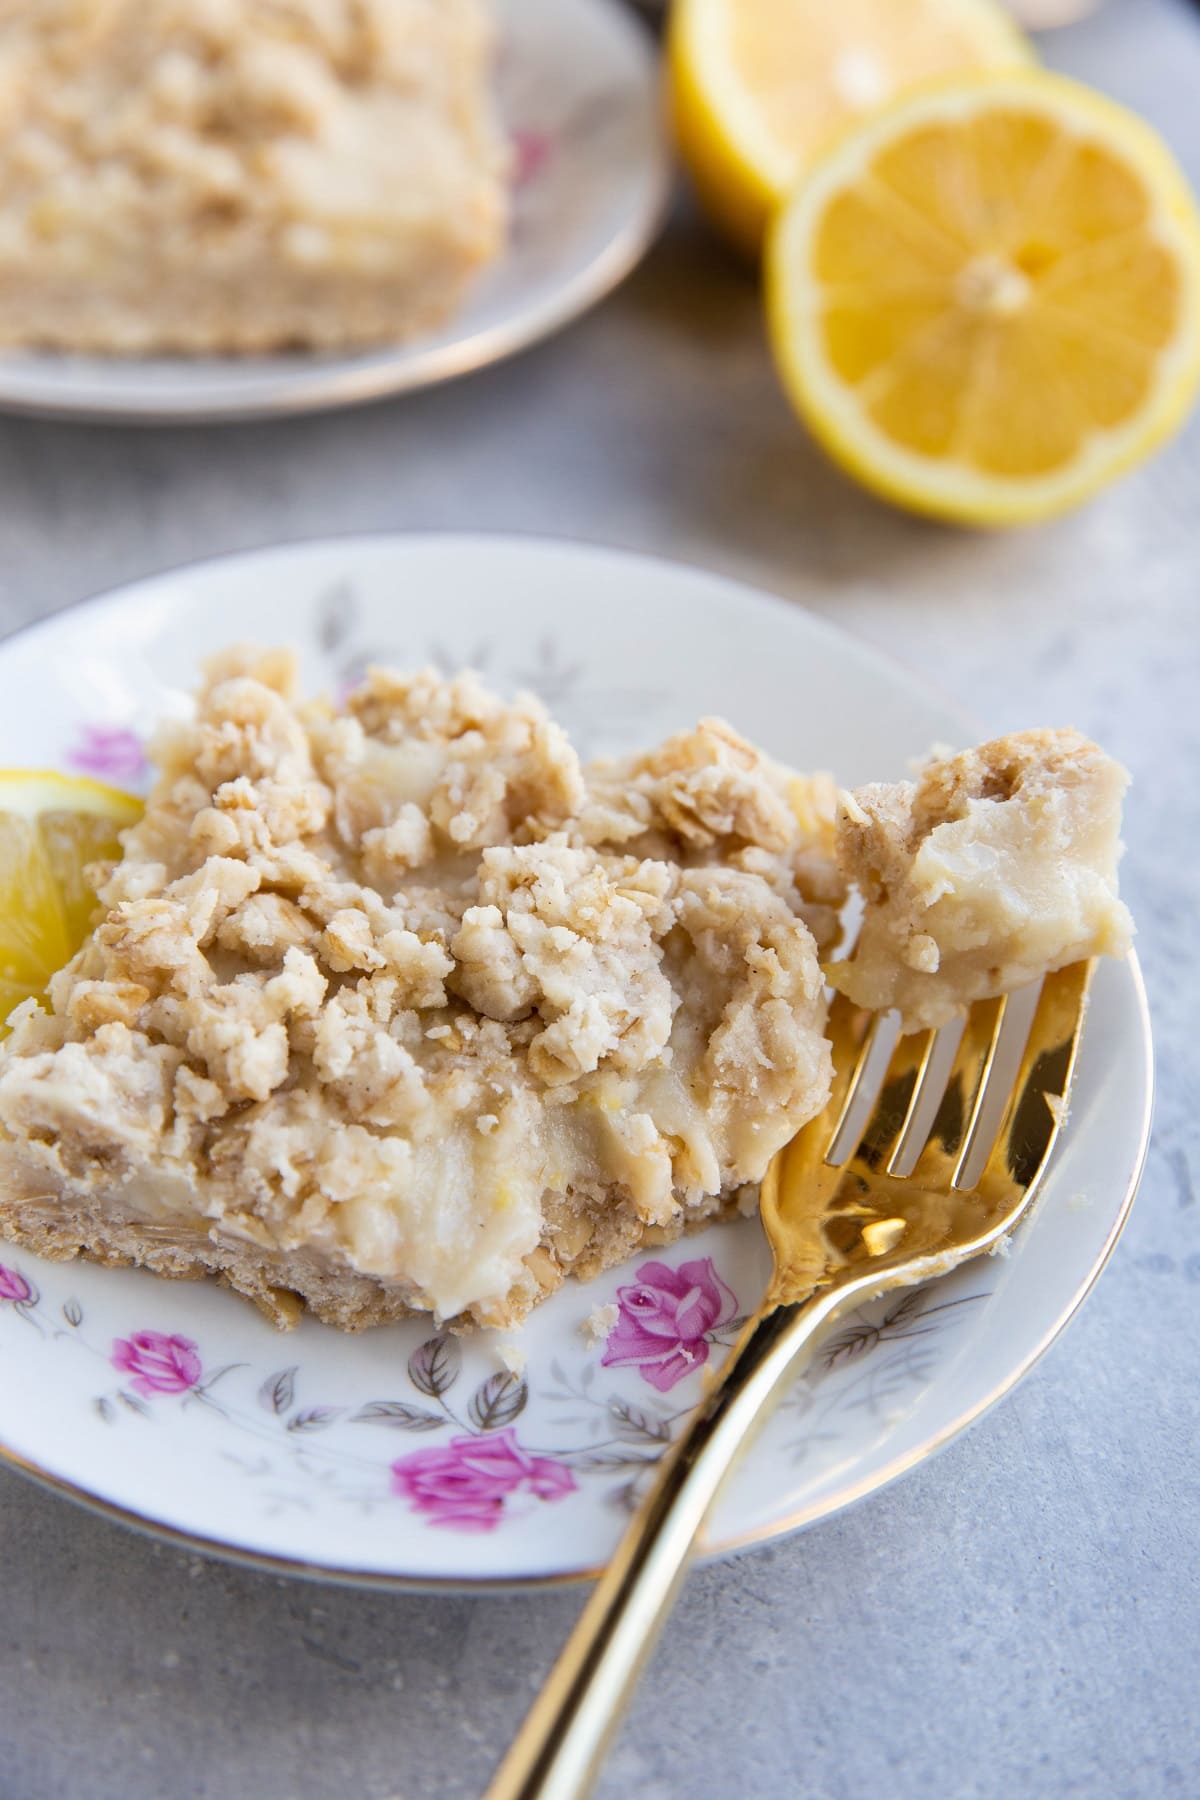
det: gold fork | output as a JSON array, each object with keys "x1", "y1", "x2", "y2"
[{"x1": 488, "y1": 961, "x2": 1094, "y2": 1800}]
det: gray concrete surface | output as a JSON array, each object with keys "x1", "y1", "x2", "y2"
[{"x1": 0, "y1": 1, "x2": 1198, "y2": 1795}]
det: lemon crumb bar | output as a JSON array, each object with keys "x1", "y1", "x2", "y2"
[
  {"x1": 0, "y1": 651, "x2": 837, "y2": 1329},
  {"x1": 0, "y1": 0, "x2": 508, "y2": 354}
]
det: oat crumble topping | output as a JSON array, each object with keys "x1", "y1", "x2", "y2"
[{"x1": 0, "y1": 650, "x2": 837, "y2": 1327}]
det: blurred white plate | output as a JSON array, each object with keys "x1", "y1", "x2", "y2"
[
  {"x1": 0, "y1": 536, "x2": 1151, "y2": 1588},
  {"x1": 0, "y1": 0, "x2": 669, "y2": 425}
]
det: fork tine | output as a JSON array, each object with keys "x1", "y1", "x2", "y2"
[
  {"x1": 761, "y1": 963, "x2": 1094, "y2": 1308},
  {"x1": 848, "y1": 1027, "x2": 937, "y2": 1175},
  {"x1": 973, "y1": 961, "x2": 1094, "y2": 1194},
  {"x1": 823, "y1": 997, "x2": 885, "y2": 1155},
  {"x1": 759, "y1": 992, "x2": 874, "y2": 1293},
  {"x1": 908, "y1": 994, "x2": 1008, "y2": 1191}
]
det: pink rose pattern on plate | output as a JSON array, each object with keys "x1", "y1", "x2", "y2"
[
  {"x1": 0, "y1": 1250, "x2": 988, "y2": 1531},
  {"x1": 0, "y1": 1263, "x2": 33, "y2": 1306},
  {"x1": 510, "y1": 126, "x2": 555, "y2": 189},
  {"x1": 67, "y1": 724, "x2": 148, "y2": 787},
  {"x1": 601, "y1": 1257, "x2": 740, "y2": 1392},
  {"x1": 392, "y1": 1429, "x2": 576, "y2": 1534},
  {"x1": 111, "y1": 1331, "x2": 202, "y2": 1397}
]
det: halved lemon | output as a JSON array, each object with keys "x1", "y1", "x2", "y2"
[
  {"x1": 668, "y1": 0, "x2": 1032, "y2": 257},
  {"x1": 0, "y1": 771, "x2": 143, "y2": 1029},
  {"x1": 766, "y1": 72, "x2": 1200, "y2": 525}
]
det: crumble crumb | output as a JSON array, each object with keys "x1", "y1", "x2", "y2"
[
  {"x1": 495, "y1": 1337, "x2": 527, "y2": 1377},
  {"x1": 584, "y1": 1303, "x2": 619, "y2": 1346}
]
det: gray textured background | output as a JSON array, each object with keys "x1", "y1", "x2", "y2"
[{"x1": 1, "y1": 1, "x2": 1198, "y2": 1795}]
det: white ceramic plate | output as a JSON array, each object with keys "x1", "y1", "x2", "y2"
[
  {"x1": 0, "y1": 536, "x2": 1151, "y2": 1588},
  {"x1": 0, "y1": 0, "x2": 668, "y2": 425}
]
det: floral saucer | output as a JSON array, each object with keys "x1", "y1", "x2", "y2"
[{"x1": 0, "y1": 535, "x2": 1152, "y2": 1587}]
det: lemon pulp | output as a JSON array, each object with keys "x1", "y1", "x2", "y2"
[
  {"x1": 0, "y1": 772, "x2": 143, "y2": 1028},
  {"x1": 766, "y1": 73, "x2": 1200, "y2": 523},
  {"x1": 669, "y1": 0, "x2": 1032, "y2": 254}
]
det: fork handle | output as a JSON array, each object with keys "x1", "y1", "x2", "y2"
[{"x1": 486, "y1": 1286, "x2": 847, "y2": 1800}]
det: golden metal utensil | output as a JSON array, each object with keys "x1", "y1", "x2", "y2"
[{"x1": 488, "y1": 962, "x2": 1094, "y2": 1800}]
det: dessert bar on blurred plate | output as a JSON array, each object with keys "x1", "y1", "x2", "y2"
[{"x1": 0, "y1": 0, "x2": 508, "y2": 354}]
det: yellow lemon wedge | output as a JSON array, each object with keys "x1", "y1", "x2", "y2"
[
  {"x1": 0, "y1": 771, "x2": 142, "y2": 1030},
  {"x1": 668, "y1": 0, "x2": 1032, "y2": 256},
  {"x1": 766, "y1": 72, "x2": 1200, "y2": 525}
]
